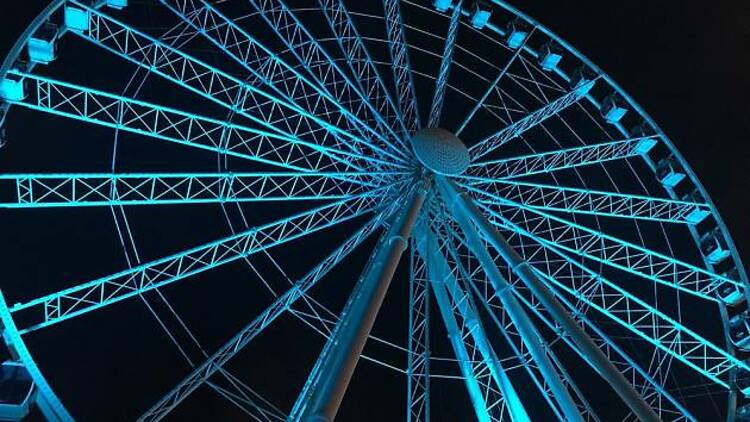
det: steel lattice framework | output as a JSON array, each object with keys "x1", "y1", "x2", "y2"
[{"x1": 0, "y1": 0, "x2": 746, "y2": 421}]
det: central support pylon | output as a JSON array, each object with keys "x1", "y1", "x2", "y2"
[
  {"x1": 290, "y1": 179, "x2": 428, "y2": 422},
  {"x1": 436, "y1": 176, "x2": 660, "y2": 422},
  {"x1": 434, "y1": 175, "x2": 585, "y2": 422}
]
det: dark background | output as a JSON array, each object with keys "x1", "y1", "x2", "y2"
[{"x1": 0, "y1": 0, "x2": 748, "y2": 420}]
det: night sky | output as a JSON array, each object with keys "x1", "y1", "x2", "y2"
[{"x1": 0, "y1": 1, "x2": 748, "y2": 421}]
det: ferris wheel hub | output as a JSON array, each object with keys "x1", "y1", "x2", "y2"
[{"x1": 410, "y1": 127, "x2": 470, "y2": 175}]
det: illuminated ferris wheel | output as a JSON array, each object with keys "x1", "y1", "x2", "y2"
[{"x1": 0, "y1": 0, "x2": 747, "y2": 420}]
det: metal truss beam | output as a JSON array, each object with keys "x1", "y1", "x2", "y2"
[
  {"x1": 447, "y1": 222, "x2": 695, "y2": 420},
  {"x1": 435, "y1": 177, "x2": 585, "y2": 422},
  {"x1": 291, "y1": 180, "x2": 426, "y2": 421},
  {"x1": 244, "y1": 0, "x2": 409, "y2": 160},
  {"x1": 469, "y1": 80, "x2": 595, "y2": 161},
  {"x1": 437, "y1": 177, "x2": 659, "y2": 422},
  {"x1": 318, "y1": 0, "x2": 412, "y2": 141},
  {"x1": 466, "y1": 136, "x2": 655, "y2": 181},
  {"x1": 137, "y1": 199, "x2": 402, "y2": 422},
  {"x1": 437, "y1": 226, "x2": 595, "y2": 421},
  {"x1": 427, "y1": 2, "x2": 462, "y2": 128},
  {"x1": 9, "y1": 188, "x2": 396, "y2": 333},
  {"x1": 536, "y1": 285, "x2": 698, "y2": 421},
  {"x1": 158, "y1": 0, "x2": 403, "y2": 170},
  {"x1": 8, "y1": 70, "x2": 380, "y2": 173},
  {"x1": 412, "y1": 245, "x2": 501, "y2": 422},
  {"x1": 416, "y1": 219, "x2": 530, "y2": 422},
  {"x1": 476, "y1": 197, "x2": 740, "y2": 300},
  {"x1": 382, "y1": 0, "x2": 422, "y2": 133},
  {"x1": 69, "y1": 1, "x2": 407, "y2": 169},
  {"x1": 498, "y1": 220, "x2": 749, "y2": 390},
  {"x1": 466, "y1": 179, "x2": 710, "y2": 224},
  {"x1": 407, "y1": 240, "x2": 430, "y2": 422},
  {"x1": 0, "y1": 172, "x2": 387, "y2": 208}
]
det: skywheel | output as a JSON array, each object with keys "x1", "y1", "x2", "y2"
[{"x1": 0, "y1": 0, "x2": 746, "y2": 420}]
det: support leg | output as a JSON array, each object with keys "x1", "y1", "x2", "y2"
[
  {"x1": 435, "y1": 177, "x2": 585, "y2": 422},
  {"x1": 436, "y1": 176, "x2": 660, "y2": 422},
  {"x1": 291, "y1": 181, "x2": 428, "y2": 421},
  {"x1": 415, "y1": 221, "x2": 530, "y2": 422}
]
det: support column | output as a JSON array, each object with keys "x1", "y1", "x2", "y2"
[
  {"x1": 415, "y1": 221, "x2": 530, "y2": 422},
  {"x1": 291, "y1": 181, "x2": 428, "y2": 422},
  {"x1": 437, "y1": 176, "x2": 660, "y2": 422}
]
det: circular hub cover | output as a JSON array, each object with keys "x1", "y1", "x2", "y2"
[{"x1": 410, "y1": 127, "x2": 470, "y2": 175}]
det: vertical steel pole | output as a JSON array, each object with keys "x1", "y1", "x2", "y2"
[
  {"x1": 291, "y1": 181, "x2": 428, "y2": 422},
  {"x1": 416, "y1": 221, "x2": 531, "y2": 422},
  {"x1": 434, "y1": 177, "x2": 585, "y2": 422},
  {"x1": 437, "y1": 176, "x2": 660, "y2": 422}
]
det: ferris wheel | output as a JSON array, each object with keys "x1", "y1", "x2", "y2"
[{"x1": 0, "y1": 0, "x2": 747, "y2": 420}]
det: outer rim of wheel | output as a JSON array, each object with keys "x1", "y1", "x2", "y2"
[{"x1": 479, "y1": 1, "x2": 747, "y2": 415}]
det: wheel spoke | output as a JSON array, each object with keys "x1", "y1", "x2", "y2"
[
  {"x1": 415, "y1": 218, "x2": 529, "y2": 421},
  {"x1": 318, "y1": 0, "x2": 413, "y2": 142},
  {"x1": 9, "y1": 188, "x2": 395, "y2": 333},
  {"x1": 439, "y1": 224, "x2": 596, "y2": 421},
  {"x1": 410, "y1": 240, "x2": 505, "y2": 421},
  {"x1": 465, "y1": 135, "x2": 659, "y2": 181},
  {"x1": 382, "y1": 0, "x2": 422, "y2": 134},
  {"x1": 243, "y1": 0, "x2": 410, "y2": 160},
  {"x1": 544, "y1": 290, "x2": 699, "y2": 421},
  {"x1": 436, "y1": 178, "x2": 587, "y2": 422},
  {"x1": 137, "y1": 198, "x2": 401, "y2": 422},
  {"x1": 159, "y1": 0, "x2": 406, "y2": 169},
  {"x1": 447, "y1": 212, "x2": 698, "y2": 420},
  {"x1": 427, "y1": 2, "x2": 463, "y2": 128},
  {"x1": 68, "y1": 1, "x2": 407, "y2": 170},
  {"x1": 468, "y1": 80, "x2": 596, "y2": 162},
  {"x1": 476, "y1": 198, "x2": 740, "y2": 301},
  {"x1": 526, "y1": 236, "x2": 746, "y2": 390},
  {"x1": 0, "y1": 172, "x2": 392, "y2": 208},
  {"x1": 456, "y1": 221, "x2": 695, "y2": 420},
  {"x1": 465, "y1": 179, "x2": 711, "y2": 224},
  {"x1": 6, "y1": 71, "x2": 380, "y2": 173},
  {"x1": 290, "y1": 179, "x2": 425, "y2": 421}
]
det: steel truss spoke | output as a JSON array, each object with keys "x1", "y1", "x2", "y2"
[
  {"x1": 435, "y1": 180, "x2": 587, "y2": 422},
  {"x1": 411, "y1": 241, "x2": 505, "y2": 422},
  {"x1": 448, "y1": 222, "x2": 694, "y2": 420},
  {"x1": 474, "y1": 196, "x2": 740, "y2": 300},
  {"x1": 438, "y1": 224, "x2": 598, "y2": 422},
  {"x1": 158, "y1": 0, "x2": 405, "y2": 169},
  {"x1": 481, "y1": 206, "x2": 750, "y2": 388},
  {"x1": 9, "y1": 186, "x2": 400, "y2": 333},
  {"x1": 408, "y1": 239, "x2": 430, "y2": 422},
  {"x1": 68, "y1": 1, "x2": 407, "y2": 170},
  {"x1": 0, "y1": 172, "x2": 391, "y2": 208},
  {"x1": 137, "y1": 197, "x2": 403, "y2": 422},
  {"x1": 465, "y1": 136, "x2": 660, "y2": 182},
  {"x1": 427, "y1": 2, "x2": 462, "y2": 128},
  {"x1": 465, "y1": 179, "x2": 711, "y2": 224},
  {"x1": 468, "y1": 80, "x2": 596, "y2": 162},
  {"x1": 317, "y1": 0, "x2": 413, "y2": 141},
  {"x1": 415, "y1": 218, "x2": 528, "y2": 421},
  {"x1": 7, "y1": 69, "x2": 392, "y2": 173},
  {"x1": 245, "y1": 0, "x2": 410, "y2": 160},
  {"x1": 290, "y1": 180, "x2": 426, "y2": 421},
  {"x1": 540, "y1": 287, "x2": 698, "y2": 421},
  {"x1": 382, "y1": 0, "x2": 421, "y2": 134}
]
